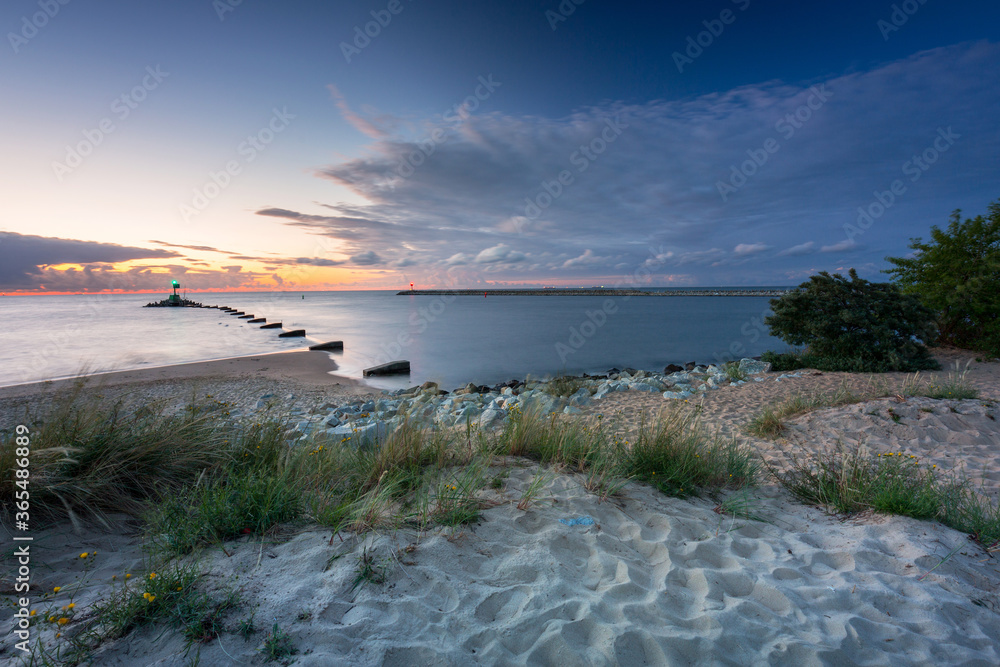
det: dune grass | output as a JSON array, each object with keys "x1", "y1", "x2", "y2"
[
  {"x1": 746, "y1": 365, "x2": 980, "y2": 439},
  {"x1": 775, "y1": 444, "x2": 999, "y2": 549}
]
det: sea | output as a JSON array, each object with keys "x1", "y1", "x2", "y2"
[{"x1": 0, "y1": 290, "x2": 789, "y2": 390}]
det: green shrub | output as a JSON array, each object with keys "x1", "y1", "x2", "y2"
[
  {"x1": 885, "y1": 200, "x2": 1000, "y2": 357},
  {"x1": 764, "y1": 269, "x2": 940, "y2": 372}
]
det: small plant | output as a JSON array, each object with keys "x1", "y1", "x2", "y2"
[
  {"x1": 490, "y1": 470, "x2": 509, "y2": 490},
  {"x1": 746, "y1": 407, "x2": 784, "y2": 438},
  {"x1": 517, "y1": 469, "x2": 554, "y2": 510},
  {"x1": 236, "y1": 611, "x2": 257, "y2": 640},
  {"x1": 544, "y1": 375, "x2": 587, "y2": 398},
  {"x1": 887, "y1": 408, "x2": 901, "y2": 424},
  {"x1": 351, "y1": 546, "x2": 388, "y2": 591},
  {"x1": 262, "y1": 622, "x2": 297, "y2": 662},
  {"x1": 722, "y1": 361, "x2": 747, "y2": 383}
]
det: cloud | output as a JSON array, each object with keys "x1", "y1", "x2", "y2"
[
  {"x1": 149, "y1": 240, "x2": 235, "y2": 254},
  {"x1": 820, "y1": 239, "x2": 860, "y2": 253},
  {"x1": 777, "y1": 241, "x2": 816, "y2": 256},
  {"x1": 295, "y1": 257, "x2": 344, "y2": 267},
  {"x1": 474, "y1": 244, "x2": 527, "y2": 264},
  {"x1": 0, "y1": 232, "x2": 180, "y2": 288},
  {"x1": 259, "y1": 42, "x2": 1000, "y2": 285},
  {"x1": 350, "y1": 250, "x2": 381, "y2": 265},
  {"x1": 733, "y1": 243, "x2": 770, "y2": 256}
]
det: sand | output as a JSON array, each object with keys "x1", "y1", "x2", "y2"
[{"x1": 2, "y1": 350, "x2": 999, "y2": 665}]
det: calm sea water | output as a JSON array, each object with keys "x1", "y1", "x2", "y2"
[{"x1": 0, "y1": 290, "x2": 787, "y2": 390}]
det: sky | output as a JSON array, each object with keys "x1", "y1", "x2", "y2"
[{"x1": 1, "y1": 0, "x2": 998, "y2": 293}]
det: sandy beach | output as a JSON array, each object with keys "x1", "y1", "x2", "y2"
[{"x1": 2, "y1": 349, "x2": 998, "y2": 665}]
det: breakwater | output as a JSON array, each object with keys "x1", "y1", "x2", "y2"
[{"x1": 396, "y1": 288, "x2": 791, "y2": 297}]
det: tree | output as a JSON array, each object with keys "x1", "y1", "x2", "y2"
[
  {"x1": 764, "y1": 269, "x2": 939, "y2": 372},
  {"x1": 884, "y1": 201, "x2": 1000, "y2": 357}
]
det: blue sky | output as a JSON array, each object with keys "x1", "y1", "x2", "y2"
[{"x1": 1, "y1": 0, "x2": 998, "y2": 291}]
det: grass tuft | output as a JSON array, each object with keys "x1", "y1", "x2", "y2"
[{"x1": 775, "y1": 444, "x2": 999, "y2": 548}]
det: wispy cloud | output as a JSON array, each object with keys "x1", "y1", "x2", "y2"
[{"x1": 257, "y1": 42, "x2": 999, "y2": 285}]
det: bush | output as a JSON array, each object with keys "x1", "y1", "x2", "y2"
[
  {"x1": 764, "y1": 269, "x2": 940, "y2": 372},
  {"x1": 884, "y1": 201, "x2": 1000, "y2": 357}
]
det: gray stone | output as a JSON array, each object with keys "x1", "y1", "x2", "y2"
[
  {"x1": 324, "y1": 415, "x2": 341, "y2": 427},
  {"x1": 325, "y1": 421, "x2": 388, "y2": 448},
  {"x1": 568, "y1": 388, "x2": 592, "y2": 406},
  {"x1": 563, "y1": 405, "x2": 583, "y2": 415},
  {"x1": 738, "y1": 358, "x2": 772, "y2": 375},
  {"x1": 479, "y1": 408, "x2": 502, "y2": 427}
]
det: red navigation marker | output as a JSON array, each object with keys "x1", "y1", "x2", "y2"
[{"x1": 410, "y1": 282, "x2": 414, "y2": 290}]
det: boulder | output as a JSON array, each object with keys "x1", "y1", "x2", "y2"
[
  {"x1": 325, "y1": 422, "x2": 388, "y2": 448},
  {"x1": 479, "y1": 408, "x2": 502, "y2": 427},
  {"x1": 738, "y1": 358, "x2": 772, "y2": 375},
  {"x1": 663, "y1": 364, "x2": 684, "y2": 374},
  {"x1": 684, "y1": 361, "x2": 698, "y2": 371},
  {"x1": 568, "y1": 387, "x2": 592, "y2": 406}
]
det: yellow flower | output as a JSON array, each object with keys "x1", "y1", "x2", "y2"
[
  {"x1": 67, "y1": 603, "x2": 75, "y2": 610},
  {"x1": 30, "y1": 610, "x2": 36, "y2": 616},
  {"x1": 149, "y1": 572, "x2": 157, "y2": 580},
  {"x1": 112, "y1": 575, "x2": 117, "y2": 580},
  {"x1": 177, "y1": 587, "x2": 182, "y2": 591},
  {"x1": 53, "y1": 586, "x2": 61, "y2": 593},
  {"x1": 58, "y1": 618, "x2": 69, "y2": 625},
  {"x1": 148, "y1": 595, "x2": 156, "y2": 602},
  {"x1": 79, "y1": 552, "x2": 89, "y2": 559},
  {"x1": 125, "y1": 574, "x2": 132, "y2": 579}
]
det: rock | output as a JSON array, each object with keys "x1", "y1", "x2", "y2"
[
  {"x1": 324, "y1": 415, "x2": 341, "y2": 427},
  {"x1": 325, "y1": 422, "x2": 388, "y2": 448},
  {"x1": 662, "y1": 390, "x2": 692, "y2": 400},
  {"x1": 421, "y1": 381, "x2": 439, "y2": 391},
  {"x1": 360, "y1": 401, "x2": 376, "y2": 413},
  {"x1": 568, "y1": 388, "x2": 592, "y2": 406},
  {"x1": 278, "y1": 329, "x2": 306, "y2": 337},
  {"x1": 631, "y1": 383, "x2": 659, "y2": 393},
  {"x1": 623, "y1": 368, "x2": 639, "y2": 376},
  {"x1": 663, "y1": 364, "x2": 684, "y2": 374},
  {"x1": 684, "y1": 361, "x2": 698, "y2": 371},
  {"x1": 364, "y1": 361, "x2": 410, "y2": 376},
  {"x1": 479, "y1": 408, "x2": 502, "y2": 427},
  {"x1": 738, "y1": 358, "x2": 772, "y2": 375},
  {"x1": 563, "y1": 405, "x2": 583, "y2": 415}
]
